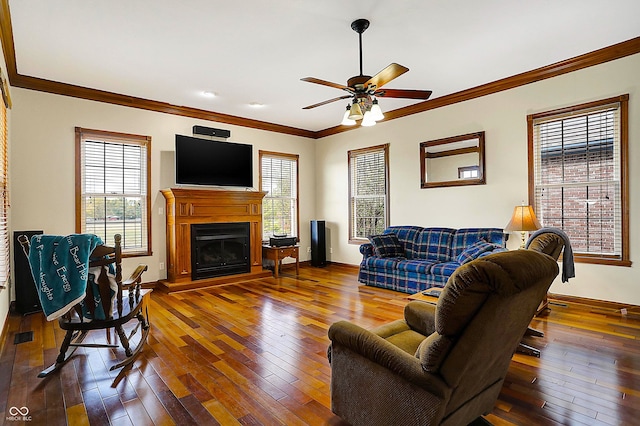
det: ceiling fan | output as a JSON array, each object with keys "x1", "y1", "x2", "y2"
[{"x1": 301, "y1": 18, "x2": 432, "y2": 126}]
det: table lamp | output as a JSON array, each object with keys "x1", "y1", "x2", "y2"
[{"x1": 505, "y1": 205, "x2": 541, "y2": 248}]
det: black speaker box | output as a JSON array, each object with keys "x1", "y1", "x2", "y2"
[
  {"x1": 310, "y1": 220, "x2": 326, "y2": 267},
  {"x1": 13, "y1": 230, "x2": 43, "y2": 315},
  {"x1": 192, "y1": 125, "x2": 231, "y2": 139}
]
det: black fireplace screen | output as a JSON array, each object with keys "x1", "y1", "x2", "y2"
[{"x1": 191, "y1": 222, "x2": 251, "y2": 280}]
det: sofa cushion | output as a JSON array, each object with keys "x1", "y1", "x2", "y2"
[
  {"x1": 384, "y1": 226, "x2": 423, "y2": 258},
  {"x1": 364, "y1": 257, "x2": 402, "y2": 270},
  {"x1": 414, "y1": 228, "x2": 456, "y2": 261},
  {"x1": 451, "y1": 228, "x2": 505, "y2": 258},
  {"x1": 429, "y1": 261, "x2": 461, "y2": 277},
  {"x1": 456, "y1": 240, "x2": 500, "y2": 265},
  {"x1": 396, "y1": 259, "x2": 438, "y2": 274},
  {"x1": 368, "y1": 234, "x2": 404, "y2": 258}
]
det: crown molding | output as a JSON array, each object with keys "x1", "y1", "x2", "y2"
[
  {"x1": 1, "y1": 0, "x2": 638, "y2": 140},
  {"x1": 317, "y1": 36, "x2": 640, "y2": 138}
]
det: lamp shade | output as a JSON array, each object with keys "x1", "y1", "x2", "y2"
[
  {"x1": 348, "y1": 101, "x2": 363, "y2": 120},
  {"x1": 361, "y1": 109, "x2": 376, "y2": 126},
  {"x1": 341, "y1": 105, "x2": 356, "y2": 126},
  {"x1": 505, "y1": 205, "x2": 541, "y2": 232},
  {"x1": 370, "y1": 99, "x2": 384, "y2": 121}
]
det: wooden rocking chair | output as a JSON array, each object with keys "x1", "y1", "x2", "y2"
[{"x1": 18, "y1": 234, "x2": 151, "y2": 378}]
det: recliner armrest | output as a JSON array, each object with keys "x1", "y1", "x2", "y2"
[
  {"x1": 328, "y1": 320, "x2": 449, "y2": 398},
  {"x1": 404, "y1": 300, "x2": 436, "y2": 336}
]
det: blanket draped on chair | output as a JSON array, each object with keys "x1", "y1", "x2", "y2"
[
  {"x1": 28, "y1": 234, "x2": 102, "y2": 321},
  {"x1": 526, "y1": 227, "x2": 575, "y2": 282}
]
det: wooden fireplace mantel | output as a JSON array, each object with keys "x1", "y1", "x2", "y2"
[{"x1": 160, "y1": 188, "x2": 270, "y2": 292}]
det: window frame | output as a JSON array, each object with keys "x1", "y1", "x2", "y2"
[
  {"x1": 527, "y1": 94, "x2": 630, "y2": 266},
  {"x1": 75, "y1": 127, "x2": 152, "y2": 257},
  {"x1": 259, "y1": 150, "x2": 300, "y2": 242},
  {"x1": 348, "y1": 143, "x2": 390, "y2": 244}
]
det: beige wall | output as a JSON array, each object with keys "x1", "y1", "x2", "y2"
[
  {"x1": 4, "y1": 51, "x2": 639, "y2": 340},
  {"x1": 316, "y1": 53, "x2": 640, "y2": 305},
  {"x1": 9, "y1": 89, "x2": 316, "y2": 288}
]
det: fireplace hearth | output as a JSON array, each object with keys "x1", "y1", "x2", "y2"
[{"x1": 191, "y1": 222, "x2": 250, "y2": 280}]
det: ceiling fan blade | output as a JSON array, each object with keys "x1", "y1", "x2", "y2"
[
  {"x1": 375, "y1": 88, "x2": 433, "y2": 100},
  {"x1": 365, "y1": 63, "x2": 409, "y2": 90},
  {"x1": 303, "y1": 95, "x2": 352, "y2": 110},
  {"x1": 301, "y1": 77, "x2": 351, "y2": 92}
]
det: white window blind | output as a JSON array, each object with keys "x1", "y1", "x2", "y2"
[
  {"x1": 0, "y1": 95, "x2": 8, "y2": 288},
  {"x1": 260, "y1": 152, "x2": 298, "y2": 240},
  {"x1": 77, "y1": 128, "x2": 151, "y2": 255},
  {"x1": 349, "y1": 144, "x2": 389, "y2": 240},
  {"x1": 531, "y1": 96, "x2": 628, "y2": 262}
]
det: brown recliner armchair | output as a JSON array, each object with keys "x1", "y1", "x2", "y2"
[{"x1": 328, "y1": 249, "x2": 559, "y2": 426}]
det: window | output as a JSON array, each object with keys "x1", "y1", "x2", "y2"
[
  {"x1": 259, "y1": 151, "x2": 299, "y2": 241},
  {"x1": 0, "y1": 83, "x2": 8, "y2": 289},
  {"x1": 348, "y1": 144, "x2": 390, "y2": 242},
  {"x1": 75, "y1": 128, "x2": 151, "y2": 256},
  {"x1": 458, "y1": 166, "x2": 479, "y2": 179},
  {"x1": 528, "y1": 95, "x2": 629, "y2": 266}
]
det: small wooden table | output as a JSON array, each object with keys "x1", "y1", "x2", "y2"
[
  {"x1": 262, "y1": 245, "x2": 299, "y2": 278},
  {"x1": 408, "y1": 287, "x2": 443, "y2": 305}
]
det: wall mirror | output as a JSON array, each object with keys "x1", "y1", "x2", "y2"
[{"x1": 420, "y1": 131, "x2": 485, "y2": 188}]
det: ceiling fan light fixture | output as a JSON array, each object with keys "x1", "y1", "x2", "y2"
[
  {"x1": 348, "y1": 101, "x2": 364, "y2": 120},
  {"x1": 371, "y1": 99, "x2": 384, "y2": 121},
  {"x1": 361, "y1": 109, "x2": 376, "y2": 127},
  {"x1": 341, "y1": 105, "x2": 356, "y2": 126}
]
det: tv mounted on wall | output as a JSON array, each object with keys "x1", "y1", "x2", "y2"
[{"x1": 175, "y1": 134, "x2": 253, "y2": 187}]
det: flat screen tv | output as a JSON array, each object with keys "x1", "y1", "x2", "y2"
[{"x1": 175, "y1": 135, "x2": 253, "y2": 187}]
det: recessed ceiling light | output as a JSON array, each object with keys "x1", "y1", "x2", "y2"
[
  {"x1": 202, "y1": 91, "x2": 217, "y2": 98},
  {"x1": 248, "y1": 102, "x2": 264, "y2": 108}
]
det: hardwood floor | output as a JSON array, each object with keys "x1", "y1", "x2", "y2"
[{"x1": 1, "y1": 263, "x2": 639, "y2": 425}]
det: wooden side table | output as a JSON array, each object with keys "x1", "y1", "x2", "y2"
[
  {"x1": 407, "y1": 287, "x2": 442, "y2": 305},
  {"x1": 262, "y1": 245, "x2": 299, "y2": 278}
]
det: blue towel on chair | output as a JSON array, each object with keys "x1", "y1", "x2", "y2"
[{"x1": 28, "y1": 234, "x2": 103, "y2": 321}]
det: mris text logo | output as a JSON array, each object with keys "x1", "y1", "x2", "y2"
[{"x1": 7, "y1": 406, "x2": 32, "y2": 422}]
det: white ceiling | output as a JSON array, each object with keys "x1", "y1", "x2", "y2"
[{"x1": 8, "y1": 0, "x2": 640, "y2": 133}]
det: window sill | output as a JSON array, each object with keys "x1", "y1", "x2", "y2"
[
  {"x1": 572, "y1": 254, "x2": 631, "y2": 267},
  {"x1": 123, "y1": 250, "x2": 152, "y2": 258},
  {"x1": 349, "y1": 238, "x2": 368, "y2": 245}
]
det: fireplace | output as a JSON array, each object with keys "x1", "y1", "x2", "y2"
[
  {"x1": 161, "y1": 188, "x2": 269, "y2": 292},
  {"x1": 191, "y1": 222, "x2": 251, "y2": 280}
]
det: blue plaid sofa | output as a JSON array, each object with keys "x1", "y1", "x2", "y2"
[{"x1": 358, "y1": 226, "x2": 507, "y2": 294}]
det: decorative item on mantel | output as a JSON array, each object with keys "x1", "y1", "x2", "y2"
[{"x1": 505, "y1": 203, "x2": 541, "y2": 248}]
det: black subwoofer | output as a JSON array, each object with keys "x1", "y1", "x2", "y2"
[
  {"x1": 13, "y1": 230, "x2": 43, "y2": 315},
  {"x1": 310, "y1": 220, "x2": 326, "y2": 267}
]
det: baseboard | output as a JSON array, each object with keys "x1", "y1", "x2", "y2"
[
  {"x1": 548, "y1": 293, "x2": 640, "y2": 318},
  {"x1": 549, "y1": 293, "x2": 639, "y2": 309},
  {"x1": 298, "y1": 260, "x2": 359, "y2": 271}
]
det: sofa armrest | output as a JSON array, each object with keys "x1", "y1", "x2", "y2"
[
  {"x1": 359, "y1": 243, "x2": 375, "y2": 258},
  {"x1": 328, "y1": 320, "x2": 449, "y2": 397}
]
